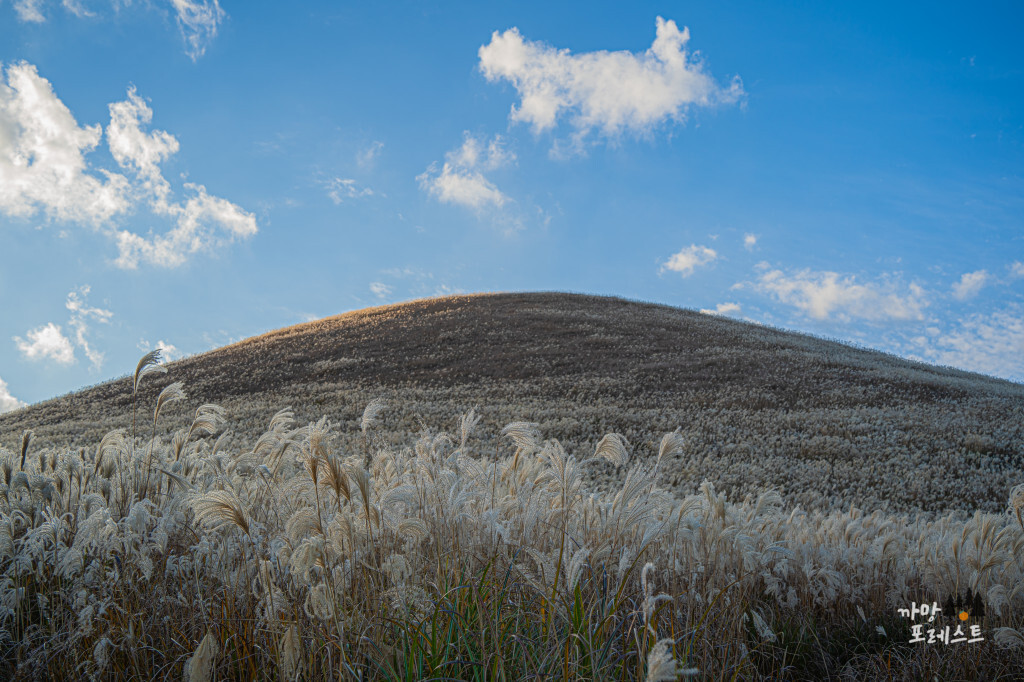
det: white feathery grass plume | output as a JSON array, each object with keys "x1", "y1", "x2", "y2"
[
  {"x1": 562, "y1": 544, "x2": 590, "y2": 591},
  {"x1": 279, "y1": 623, "x2": 304, "y2": 680},
  {"x1": 154, "y1": 381, "x2": 187, "y2": 423},
  {"x1": 501, "y1": 421, "x2": 542, "y2": 453},
  {"x1": 304, "y1": 583, "x2": 335, "y2": 621},
  {"x1": 992, "y1": 627, "x2": 1024, "y2": 649},
  {"x1": 93, "y1": 637, "x2": 114, "y2": 673},
  {"x1": 1008, "y1": 483, "x2": 1024, "y2": 530},
  {"x1": 319, "y1": 454, "x2": 351, "y2": 506},
  {"x1": 397, "y1": 517, "x2": 429, "y2": 541},
  {"x1": 305, "y1": 416, "x2": 332, "y2": 461},
  {"x1": 183, "y1": 631, "x2": 219, "y2": 682},
  {"x1": 594, "y1": 433, "x2": 630, "y2": 467},
  {"x1": 641, "y1": 563, "x2": 673, "y2": 635},
  {"x1": 187, "y1": 404, "x2": 227, "y2": 438},
  {"x1": 646, "y1": 638, "x2": 700, "y2": 680},
  {"x1": 657, "y1": 431, "x2": 685, "y2": 469},
  {"x1": 360, "y1": 398, "x2": 386, "y2": 434},
  {"x1": 133, "y1": 349, "x2": 166, "y2": 394},
  {"x1": 744, "y1": 609, "x2": 777, "y2": 642},
  {"x1": 458, "y1": 408, "x2": 482, "y2": 450},
  {"x1": 191, "y1": 489, "x2": 251, "y2": 535}
]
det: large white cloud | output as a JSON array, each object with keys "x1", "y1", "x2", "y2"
[
  {"x1": 418, "y1": 133, "x2": 513, "y2": 211},
  {"x1": 0, "y1": 376, "x2": 26, "y2": 413},
  {"x1": 951, "y1": 269, "x2": 988, "y2": 301},
  {"x1": 751, "y1": 266, "x2": 928, "y2": 322},
  {"x1": 113, "y1": 182, "x2": 258, "y2": 268},
  {"x1": 478, "y1": 17, "x2": 743, "y2": 144},
  {"x1": 0, "y1": 62, "x2": 130, "y2": 225},
  {"x1": 14, "y1": 322, "x2": 76, "y2": 365},
  {"x1": 661, "y1": 244, "x2": 717, "y2": 277},
  {"x1": 0, "y1": 62, "x2": 257, "y2": 269}
]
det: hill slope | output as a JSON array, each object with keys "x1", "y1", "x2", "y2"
[{"x1": 2, "y1": 292, "x2": 1022, "y2": 513}]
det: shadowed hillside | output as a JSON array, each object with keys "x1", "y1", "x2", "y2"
[{"x1": 3, "y1": 292, "x2": 1022, "y2": 513}]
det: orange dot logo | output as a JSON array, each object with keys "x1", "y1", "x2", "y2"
[{"x1": 959, "y1": 611, "x2": 969, "y2": 621}]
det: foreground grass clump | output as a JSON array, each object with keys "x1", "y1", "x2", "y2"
[{"x1": 1, "y1": 352, "x2": 1023, "y2": 680}]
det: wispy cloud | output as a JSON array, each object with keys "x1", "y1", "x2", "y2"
[
  {"x1": 170, "y1": 0, "x2": 225, "y2": 61},
  {"x1": 0, "y1": 63, "x2": 257, "y2": 269},
  {"x1": 743, "y1": 233, "x2": 757, "y2": 251},
  {"x1": 13, "y1": 0, "x2": 46, "y2": 22},
  {"x1": 951, "y1": 269, "x2": 988, "y2": 301},
  {"x1": 418, "y1": 133, "x2": 514, "y2": 212},
  {"x1": 749, "y1": 265, "x2": 928, "y2": 322},
  {"x1": 65, "y1": 285, "x2": 113, "y2": 369},
  {"x1": 357, "y1": 141, "x2": 384, "y2": 168},
  {"x1": 1009, "y1": 261, "x2": 1024, "y2": 279},
  {"x1": 323, "y1": 177, "x2": 375, "y2": 204},
  {"x1": 904, "y1": 305, "x2": 1024, "y2": 381},
  {"x1": 7, "y1": 1, "x2": 224, "y2": 59},
  {"x1": 369, "y1": 282, "x2": 392, "y2": 299},
  {"x1": 478, "y1": 17, "x2": 742, "y2": 148},
  {"x1": 0, "y1": 376, "x2": 26, "y2": 413},
  {"x1": 700, "y1": 302, "x2": 741, "y2": 316},
  {"x1": 661, "y1": 244, "x2": 718, "y2": 277},
  {"x1": 14, "y1": 323, "x2": 76, "y2": 365}
]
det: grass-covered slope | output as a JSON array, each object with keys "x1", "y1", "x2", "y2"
[
  {"x1": 2, "y1": 292, "x2": 1024, "y2": 680},
  {"x1": 3, "y1": 292, "x2": 1022, "y2": 514}
]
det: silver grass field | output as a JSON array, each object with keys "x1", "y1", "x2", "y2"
[{"x1": 2, "y1": 343, "x2": 1024, "y2": 679}]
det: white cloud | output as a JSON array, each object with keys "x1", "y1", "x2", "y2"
[
  {"x1": 0, "y1": 62, "x2": 131, "y2": 226},
  {"x1": 107, "y1": 86, "x2": 179, "y2": 198},
  {"x1": 357, "y1": 141, "x2": 384, "y2": 168},
  {"x1": 418, "y1": 133, "x2": 514, "y2": 211},
  {"x1": 14, "y1": 322, "x2": 75, "y2": 365},
  {"x1": 369, "y1": 282, "x2": 392, "y2": 299},
  {"x1": 1009, "y1": 261, "x2": 1024, "y2": 279},
  {"x1": 0, "y1": 376, "x2": 26, "y2": 414},
  {"x1": 114, "y1": 182, "x2": 258, "y2": 269},
  {"x1": 138, "y1": 338, "x2": 182, "y2": 361},
  {"x1": 661, "y1": 244, "x2": 717, "y2": 277},
  {"x1": 700, "y1": 302, "x2": 741, "y2": 316},
  {"x1": 951, "y1": 269, "x2": 988, "y2": 301},
  {"x1": 13, "y1": 0, "x2": 46, "y2": 22},
  {"x1": 324, "y1": 177, "x2": 374, "y2": 204},
  {"x1": 743, "y1": 233, "x2": 757, "y2": 251},
  {"x1": 65, "y1": 285, "x2": 112, "y2": 370},
  {"x1": 0, "y1": 63, "x2": 257, "y2": 268},
  {"x1": 61, "y1": 0, "x2": 93, "y2": 18},
  {"x1": 170, "y1": 0, "x2": 225, "y2": 61},
  {"x1": 13, "y1": 286, "x2": 112, "y2": 370},
  {"x1": 478, "y1": 16, "x2": 743, "y2": 145},
  {"x1": 7, "y1": 1, "x2": 222, "y2": 59},
  {"x1": 906, "y1": 306, "x2": 1024, "y2": 381},
  {"x1": 751, "y1": 266, "x2": 927, "y2": 322}
]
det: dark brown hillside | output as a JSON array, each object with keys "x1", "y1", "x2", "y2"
[{"x1": 2, "y1": 292, "x2": 1022, "y2": 513}]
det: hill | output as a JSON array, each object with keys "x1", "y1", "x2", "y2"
[{"x1": 2, "y1": 292, "x2": 1022, "y2": 513}]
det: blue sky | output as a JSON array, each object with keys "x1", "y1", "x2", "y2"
[{"x1": 1, "y1": 0, "x2": 1023, "y2": 410}]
